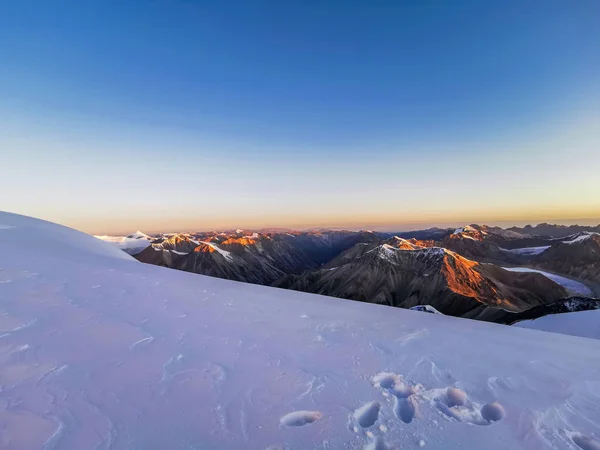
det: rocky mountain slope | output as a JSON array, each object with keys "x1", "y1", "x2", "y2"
[
  {"x1": 135, "y1": 232, "x2": 318, "y2": 285},
  {"x1": 99, "y1": 223, "x2": 599, "y2": 323},
  {"x1": 274, "y1": 239, "x2": 568, "y2": 319},
  {"x1": 532, "y1": 232, "x2": 600, "y2": 285},
  {"x1": 508, "y1": 222, "x2": 600, "y2": 238}
]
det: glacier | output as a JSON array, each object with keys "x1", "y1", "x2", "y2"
[
  {"x1": 502, "y1": 266, "x2": 594, "y2": 297},
  {"x1": 0, "y1": 211, "x2": 599, "y2": 449}
]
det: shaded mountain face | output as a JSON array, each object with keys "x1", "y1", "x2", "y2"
[
  {"x1": 274, "y1": 241, "x2": 567, "y2": 318},
  {"x1": 393, "y1": 227, "x2": 454, "y2": 241},
  {"x1": 280, "y1": 230, "x2": 387, "y2": 265},
  {"x1": 532, "y1": 233, "x2": 600, "y2": 285},
  {"x1": 508, "y1": 223, "x2": 600, "y2": 238},
  {"x1": 481, "y1": 297, "x2": 600, "y2": 325},
  {"x1": 421, "y1": 227, "x2": 600, "y2": 290},
  {"x1": 135, "y1": 233, "x2": 317, "y2": 285}
]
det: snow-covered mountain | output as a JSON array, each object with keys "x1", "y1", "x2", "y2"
[
  {"x1": 532, "y1": 232, "x2": 600, "y2": 284},
  {"x1": 135, "y1": 232, "x2": 318, "y2": 285},
  {"x1": 2, "y1": 210, "x2": 600, "y2": 449},
  {"x1": 95, "y1": 225, "x2": 599, "y2": 324},
  {"x1": 275, "y1": 240, "x2": 568, "y2": 320},
  {"x1": 95, "y1": 230, "x2": 154, "y2": 255}
]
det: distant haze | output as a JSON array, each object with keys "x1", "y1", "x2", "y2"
[
  {"x1": 1, "y1": 2, "x2": 599, "y2": 234},
  {"x1": 87, "y1": 217, "x2": 600, "y2": 237}
]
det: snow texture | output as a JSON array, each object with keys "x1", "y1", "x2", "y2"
[
  {"x1": 502, "y1": 267, "x2": 594, "y2": 296},
  {"x1": 500, "y1": 246, "x2": 550, "y2": 255},
  {"x1": 95, "y1": 233, "x2": 153, "y2": 254},
  {"x1": 0, "y1": 210, "x2": 600, "y2": 449},
  {"x1": 515, "y1": 310, "x2": 600, "y2": 340}
]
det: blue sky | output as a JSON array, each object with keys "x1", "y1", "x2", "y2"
[{"x1": 1, "y1": 1, "x2": 599, "y2": 233}]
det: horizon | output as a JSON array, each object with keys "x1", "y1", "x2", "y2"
[
  {"x1": 2, "y1": 2, "x2": 599, "y2": 233},
  {"x1": 89, "y1": 216, "x2": 600, "y2": 237}
]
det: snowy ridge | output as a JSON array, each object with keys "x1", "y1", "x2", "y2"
[
  {"x1": 95, "y1": 231, "x2": 153, "y2": 255},
  {"x1": 1, "y1": 211, "x2": 600, "y2": 449},
  {"x1": 500, "y1": 246, "x2": 551, "y2": 256},
  {"x1": 127, "y1": 230, "x2": 153, "y2": 240},
  {"x1": 453, "y1": 225, "x2": 477, "y2": 235},
  {"x1": 366, "y1": 244, "x2": 447, "y2": 264},
  {"x1": 200, "y1": 240, "x2": 234, "y2": 261},
  {"x1": 562, "y1": 232, "x2": 600, "y2": 245}
]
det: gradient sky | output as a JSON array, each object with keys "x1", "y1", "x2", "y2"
[{"x1": 1, "y1": 1, "x2": 599, "y2": 234}]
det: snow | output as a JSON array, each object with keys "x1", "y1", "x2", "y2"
[
  {"x1": 95, "y1": 233, "x2": 153, "y2": 255},
  {"x1": 453, "y1": 225, "x2": 477, "y2": 235},
  {"x1": 0, "y1": 211, "x2": 134, "y2": 262},
  {"x1": 562, "y1": 232, "x2": 600, "y2": 244},
  {"x1": 128, "y1": 230, "x2": 152, "y2": 240},
  {"x1": 200, "y1": 240, "x2": 234, "y2": 261},
  {"x1": 515, "y1": 310, "x2": 600, "y2": 340},
  {"x1": 502, "y1": 267, "x2": 594, "y2": 296},
  {"x1": 171, "y1": 250, "x2": 189, "y2": 256},
  {"x1": 500, "y1": 246, "x2": 550, "y2": 255},
  {"x1": 1, "y1": 211, "x2": 600, "y2": 449},
  {"x1": 410, "y1": 305, "x2": 443, "y2": 315}
]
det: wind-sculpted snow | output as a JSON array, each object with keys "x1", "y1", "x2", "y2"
[{"x1": 0, "y1": 211, "x2": 599, "y2": 449}]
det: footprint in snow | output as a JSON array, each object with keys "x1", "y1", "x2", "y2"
[
  {"x1": 480, "y1": 402, "x2": 505, "y2": 422},
  {"x1": 280, "y1": 410, "x2": 322, "y2": 427},
  {"x1": 371, "y1": 371, "x2": 505, "y2": 433},
  {"x1": 431, "y1": 387, "x2": 502, "y2": 426},
  {"x1": 372, "y1": 372, "x2": 418, "y2": 398},
  {"x1": 572, "y1": 434, "x2": 600, "y2": 450},
  {"x1": 445, "y1": 387, "x2": 467, "y2": 407},
  {"x1": 363, "y1": 436, "x2": 395, "y2": 450},
  {"x1": 394, "y1": 395, "x2": 418, "y2": 424},
  {"x1": 353, "y1": 401, "x2": 381, "y2": 428}
]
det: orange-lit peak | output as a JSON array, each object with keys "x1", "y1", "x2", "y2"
[
  {"x1": 222, "y1": 237, "x2": 257, "y2": 246},
  {"x1": 193, "y1": 243, "x2": 217, "y2": 253},
  {"x1": 390, "y1": 236, "x2": 435, "y2": 250}
]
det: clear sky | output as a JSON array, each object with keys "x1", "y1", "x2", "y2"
[{"x1": 1, "y1": 1, "x2": 599, "y2": 234}]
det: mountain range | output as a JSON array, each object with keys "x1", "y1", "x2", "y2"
[{"x1": 96, "y1": 223, "x2": 600, "y2": 324}]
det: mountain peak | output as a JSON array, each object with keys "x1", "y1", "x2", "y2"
[{"x1": 127, "y1": 230, "x2": 152, "y2": 240}]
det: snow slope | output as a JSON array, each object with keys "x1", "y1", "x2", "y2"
[
  {"x1": 0, "y1": 211, "x2": 134, "y2": 263},
  {"x1": 1, "y1": 211, "x2": 600, "y2": 449},
  {"x1": 502, "y1": 266, "x2": 594, "y2": 297},
  {"x1": 515, "y1": 310, "x2": 600, "y2": 340}
]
